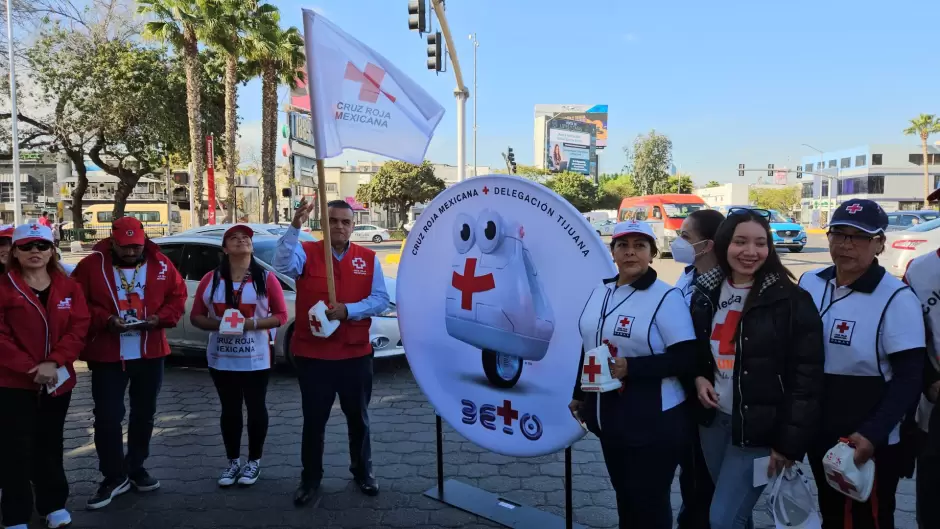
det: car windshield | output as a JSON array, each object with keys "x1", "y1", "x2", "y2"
[
  {"x1": 907, "y1": 217, "x2": 940, "y2": 232},
  {"x1": 768, "y1": 211, "x2": 790, "y2": 223},
  {"x1": 662, "y1": 203, "x2": 705, "y2": 219},
  {"x1": 251, "y1": 239, "x2": 280, "y2": 265}
]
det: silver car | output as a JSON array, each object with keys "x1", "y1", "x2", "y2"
[
  {"x1": 177, "y1": 222, "x2": 318, "y2": 241},
  {"x1": 65, "y1": 234, "x2": 403, "y2": 365}
]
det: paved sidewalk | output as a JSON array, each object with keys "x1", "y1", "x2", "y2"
[{"x1": 48, "y1": 358, "x2": 918, "y2": 529}]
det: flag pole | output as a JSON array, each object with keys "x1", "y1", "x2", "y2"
[{"x1": 315, "y1": 157, "x2": 337, "y2": 306}]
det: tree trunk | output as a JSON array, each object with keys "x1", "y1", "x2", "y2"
[
  {"x1": 260, "y1": 62, "x2": 278, "y2": 224},
  {"x1": 67, "y1": 149, "x2": 88, "y2": 241},
  {"x1": 183, "y1": 26, "x2": 206, "y2": 226},
  {"x1": 923, "y1": 132, "x2": 930, "y2": 207},
  {"x1": 224, "y1": 51, "x2": 238, "y2": 223},
  {"x1": 112, "y1": 176, "x2": 134, "y2": 219}
]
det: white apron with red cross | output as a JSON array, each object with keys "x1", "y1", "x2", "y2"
[{"x1": 203, "y1": 276, "x2": 275, "y2": 371}]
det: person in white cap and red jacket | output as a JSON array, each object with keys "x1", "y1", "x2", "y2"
[
  {"x1": 569, "y1": 220, "x2": 700, "y2": 529},
  {"x1": 799, "y1": 198, "x2": 926, "y2": 529},
  {"x1": 0, "y1": 224, "x2": 14, "y2": 274},
  {"x1": 0, "y1": 222, "x2": 90, "y2": 529},
  {"x1": 190, "y1": 224, "x2": 288, "y2": 488},
  {"x1": 70, "y1": 215, "x2": 187, "y2": 510}
]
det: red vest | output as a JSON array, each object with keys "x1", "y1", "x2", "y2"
[{"x1": 292, "y1": 241, "x2": 375, "y2": 360}]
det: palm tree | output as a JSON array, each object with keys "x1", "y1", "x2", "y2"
[
  {"x1": 243, "y1": 9, "x2": 305, "y2": 223},
  {"x1": 904, "y1": 114, "x2": 940, "y2": 207},
  {"x1": 138, "y1": 0, "x2": 208, "y2": 225}
]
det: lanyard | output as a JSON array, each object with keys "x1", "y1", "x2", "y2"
[
  {"x1": 594, "y1": 285, "x2": 637, "y2": 348},
  {"x1": 116, "y1": 263, "x2": 143, "y2": 297},
  {"x1": 818, "y1": 279, "x2": 855, "y2": 319},
  {"x1": 230, "y1": 269, "x2": 252, "y2": 308}
]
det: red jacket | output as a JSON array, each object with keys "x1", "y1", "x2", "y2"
[
  {"x1": 292, "y1": 241, "x2": 374, "y2": 360},
  {"x1": 0, "y1": 269, "x2": 90, "y2": 395},
  {"x1": 71, "y1": 238, "x2": 187, "y2": 363}
]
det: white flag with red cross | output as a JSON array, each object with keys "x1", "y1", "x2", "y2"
[{"x1": 301, "y1": 9, "x2": 445, "y2": 164}]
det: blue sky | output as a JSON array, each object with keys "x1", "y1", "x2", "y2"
[{"x1": 235, "y1": 0, "x2": 940, "y2": 185}]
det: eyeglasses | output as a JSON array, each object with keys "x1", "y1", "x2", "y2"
[
  {"x1": 826, "y1": 231, "x2": 879, "y2": 246},
  {"x1": 16, "y1": 241, "x2": 54, "y2": 252},
  {"x1": 727, "y1": 207, "x2": 771, "y2": 219}
]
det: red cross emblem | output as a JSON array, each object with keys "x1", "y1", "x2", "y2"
[
  {"x1": 710, "y1": 310, "x2": 742, "y2": 356},
  {"x1": 482, "y1": 186, "x2": 489, "y2": 194},
  {"x1": 583, "y1": 356, "x2": 602, "y2": 382},
  {"x1": 619, "y1": 317, "x2": 631, "y2": 326},
  {"x1": 224, "y1": 311, "x2": 245, "y2": 328},
  {"x1": 846, "y1": 204, "x2": 863, "y2": 214},
  {"x1": 827, "y1": 471, "x2": 857, "y2": 494},
  {"x1": 352, "y1": 257, "x2": 367, "y2": 270},
  {"x1": 837, "y1": 321, "x2": 850, "y2": 333},
  {"x1": 310, "y1": 316, "x2": 322, "y2": 332},
  {"x1": 452, "y1": 258, "x2": 495, "y2": 310},
  {"x1": 213, "y1": 303, "x2": 257, "y2": 318},
  {"x1": 344, "y1": 62, "x2": 396, "y2": 103},
  {"x1": 496, "y1": 400, "x2": 518, "y2": 426}
]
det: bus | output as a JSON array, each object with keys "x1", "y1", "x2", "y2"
[{"x1": 618, "y1": 194, "x2": 708, "y2": 254}]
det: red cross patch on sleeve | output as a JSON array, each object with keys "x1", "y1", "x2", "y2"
[{"x1": 613, "y1": 315, "x2": 634, "y2": 338}]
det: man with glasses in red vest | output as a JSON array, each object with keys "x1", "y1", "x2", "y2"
[{"x1": 274, "y1": 199, "x2": 389, "y2": 506}]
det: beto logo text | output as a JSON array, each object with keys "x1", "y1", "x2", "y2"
[
  {"x1": 829, "y1": 319, "x2": 855, "y2": 346},
  {"x1": 613, "y1": 315, "x2": 634, "y2": 338},
  {"x1": 460, "y1": 398, "x2": 543, "y2": 441}
]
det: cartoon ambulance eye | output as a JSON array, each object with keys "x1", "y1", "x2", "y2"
[
  {"x1": 475, "y1": 209, "x2": 504, "y2": 254},
  {"x1": 453, "y1": 213, "x2": 476, "y2": 254}
]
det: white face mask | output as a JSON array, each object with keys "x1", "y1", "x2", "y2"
[{"x1": 670, "y1": 238, "x2": 706, "y2": 264}]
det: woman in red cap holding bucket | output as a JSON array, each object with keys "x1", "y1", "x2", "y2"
[
  {"x1": 191, "y1": 224, "x2": 288, "y2": 488},
  {"x1": 0, "y1": 222, "x2": 90, "y2": 529}
]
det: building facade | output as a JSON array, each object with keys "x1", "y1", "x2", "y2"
[{"x1": 798, "y1": 143, "x2": 940, "y2": 226}]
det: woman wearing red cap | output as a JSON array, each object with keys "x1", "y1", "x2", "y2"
[
  {"x1": 0, "y1": 223, "x2": 90, "y2": 529},
  {"x1": 191, "y1": 224, "x2": 288, "y2": 488},
  {"x1": 0, "y1": 224, "x2": 14, "y2": 274}
]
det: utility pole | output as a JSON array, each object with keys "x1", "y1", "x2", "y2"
[
  {"x1": 468, "y1": 33, "x2": 478, "y2": 178},
  {"x1": 7, "y1": 0, "x2": 23, "y2": 224},
  {"x1": 428, "y1": 0, "x2": 468, "y2": 182}
]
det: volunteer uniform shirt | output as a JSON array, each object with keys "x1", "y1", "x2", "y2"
[
  {"x1": 710, "y1": 279, "x2": 751, "y2": 415},
  {"x1": 799, "y1": 264, "x2": 925, "y2": 445},
  {"x1": 904, "y1": 250, "x2": 940, "y2": 432},
  {"x1": 115, "y1": 264, "x2": 147, "y2": 361},
  {"x1": 193, "y1": 270, "x2": 288, "y2": 371},
  {"x1": 578, "y1": 270, "x2": 695, "y2": 424},
  {"x1": 675, "y1": 265, "x2": 696, "y2": 306}
]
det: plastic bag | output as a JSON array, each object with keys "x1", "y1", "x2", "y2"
[{"x1": 767, "y1": 466, "x2": 821, "y2": 529}]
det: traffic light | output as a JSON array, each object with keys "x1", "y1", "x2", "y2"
[
  {"x1": 738, "y1": 163, "x2": 744, "y2": 177},
  {"x1": 427, "y1": 32, "x2": 442, "y2": 71},
  {"x1": 796, "y1": 166, "x2": 803, "y2": 179},
  {"x1": 767, "y1": 163, "x2": 774, "y2": 177},
  {"x1": 507, "y1": 147, "x2": 517, "y2": 174},
  {"x1": 408, "y1": 0, "x2": 426, "y2": 33}
]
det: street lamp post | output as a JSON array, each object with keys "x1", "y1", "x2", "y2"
[
  {"x1": 468, "y1": 33, "x2": 478, "y2": 178},
  {"x1": 6, "y1": 0, "x2": 23, "y2": 225},
  {"x1": 801, "y1": 143, "x2": 837, "y2": 225}
]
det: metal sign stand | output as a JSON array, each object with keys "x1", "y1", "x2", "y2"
[{"x1": 424, "y1": 415, "x2": 585, "y2": 529}]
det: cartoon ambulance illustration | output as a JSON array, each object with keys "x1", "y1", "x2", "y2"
[{"x1": 445, "y1": 209, "x2": 555, "y2": 388}]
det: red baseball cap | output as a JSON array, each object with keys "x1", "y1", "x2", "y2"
[
  {"x1": 0, "y1": 224, "x2": 13, "y2": 240},
  {"x1": 112, "y1": 216, "x2": 146, "y2": 246},
  {"x1": 223, "y1": 224, "x2": 255, "y2": 243}
]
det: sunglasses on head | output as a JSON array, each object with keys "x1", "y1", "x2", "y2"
[
  {"x1": 17, "y1": 240, "x2": 53, "y2": 252},
  {"x1": 727, "y1": 207, "x2": 771, "y2": 219}
]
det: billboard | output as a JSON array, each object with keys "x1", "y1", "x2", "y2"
[
  {"x1": 546, "y1": 119, "x2": 596, "y2": 176},
  {"x1": 534, "y1": 104, "x2": 608, "y2": 149}
]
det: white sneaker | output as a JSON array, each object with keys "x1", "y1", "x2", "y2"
[
  {"x1": 237, "y1": 459, "x2": 261, "y2": 486},
  {"x1": 218, "y1": 458, "x2": 241, "y2": 487},
  {"x1": 45, "y1": 509, "x2": 72, "y2": 528}
]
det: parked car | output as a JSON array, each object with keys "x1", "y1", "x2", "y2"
[
  {"x1": 886, "y1": 210, "x2": 940, "y2": 232},
  {"x1": 591, "y1": 218, "x2": 616, "y2": 237},
  {"x1": 880, "y1": 217, "x2": 940, "y2": 277},
  {"x1": 63, "y1": 234, "x2": 403, "y2": 364},
  {"x1": 352, "y1": 224, "x2": 391, "y2": 243},
  {"x1": 766, "y1": 209, "x2": 807, "y2": 253},
  {"x1": 179, "y1": 223, "x2": 318, "y2": 241}
]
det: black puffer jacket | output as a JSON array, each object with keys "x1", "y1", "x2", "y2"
[{"x1": 689, "y1": 268, "x2": 825, "y2": 461}]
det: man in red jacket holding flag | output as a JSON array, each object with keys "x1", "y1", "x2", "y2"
[
  {"x1": 71, "y1": 216, "x2": 187, "y2": 510},
  {"x1": 274, "y1": 199, "x2": 390, "y2": 505}
]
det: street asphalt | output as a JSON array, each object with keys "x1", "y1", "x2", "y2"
[{"x1": 44, "y1": 235, "x2": 917, "y2": 528}]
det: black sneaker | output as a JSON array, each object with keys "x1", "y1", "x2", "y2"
[
  {"x1": 86, "y1": 476, "x2": 131, "y2": 510},
  {"x1": 129, "y1": 469, "x2": 161, "y2": 492}
]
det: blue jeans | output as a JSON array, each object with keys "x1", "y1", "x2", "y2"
[
  {"x1": 89, "y1": 357, "x2": 164, "y2": 480},
  {"x1": 699, "y1": 413, "x2": 767, "y2": 529}
]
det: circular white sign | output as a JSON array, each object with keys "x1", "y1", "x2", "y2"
[{"x1": 398, "y1": 175, "x2": 617, "y2": 457}]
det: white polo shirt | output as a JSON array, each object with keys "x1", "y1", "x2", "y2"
[{"x1": 904, "y1": 250, "x2": 940, "y2": 431}]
